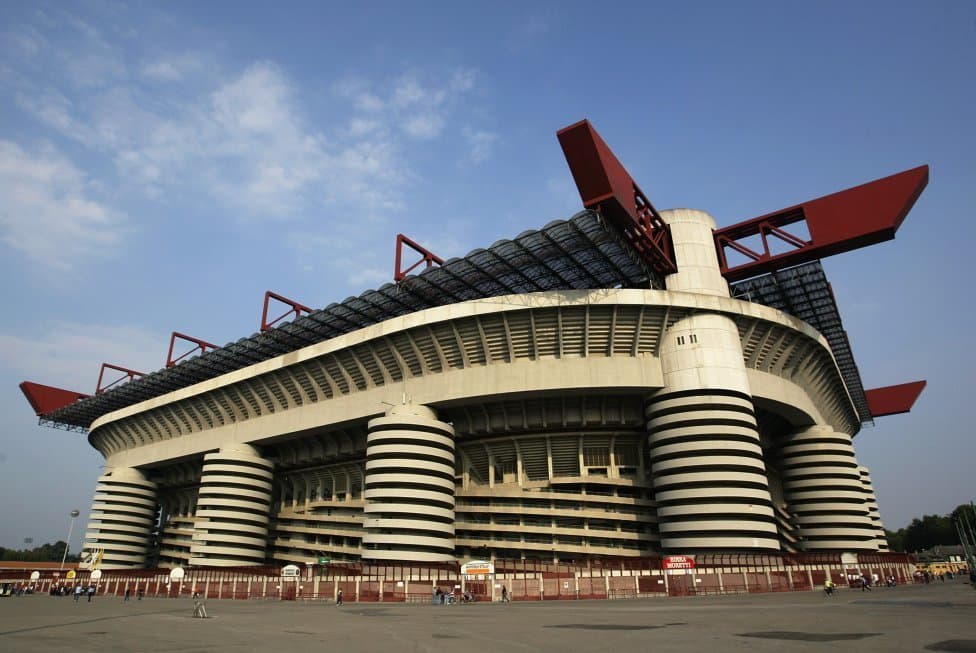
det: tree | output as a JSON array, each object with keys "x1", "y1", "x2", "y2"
[
  {"x1": 0, "y1": 541, "x2": 79, "y2": 562},
  {"x1": 885, "y1": 503, "x2": 975, "y2": 552},
  {"x1": 885, "y1": 528, "x2": 904, "y2": 553},
  {"x1": 901, "y1": 515, "x2": 955, "y2": 552}
]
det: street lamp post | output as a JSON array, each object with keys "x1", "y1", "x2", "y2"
[{"x1": 60, "y1": 509, "x2": 80, "y2": 571}]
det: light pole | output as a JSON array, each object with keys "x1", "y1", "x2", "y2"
[{"x1": 60, "y1": 509, "x2": 80, "y2": 571}]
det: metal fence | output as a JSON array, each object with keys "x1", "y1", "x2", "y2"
[{"x1": 0, "y1": 552, "x2": 918, "y2": 602}]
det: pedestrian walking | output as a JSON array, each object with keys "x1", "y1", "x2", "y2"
[
  {"x1": 74, "y1": 585, "x2": 83, "y2": 602},
  {"x1": 124, "y1": 587, "x2": 131, "y2": 602},
  {"x1": 87, "y1": 585, "x2": 96, "y2": 602},
  {"x1": 336, "y1": 589, "x2": 343, "y2": 606}
]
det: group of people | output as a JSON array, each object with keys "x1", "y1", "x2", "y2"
[
  {"x1": 825, "y1": 573, "x2": 900, "y2": 596},
  {"x1": 433, "y1": 587, "x2": 454, "y2": 604},
  {"x1": 914, "y1": 568, "x2": 976, "y2": 585},
  {"x1": 72, "y1": 584, "x2": 98, "y2": 602},
  {"x1": 4, "y1": 583, "x2": 148, "y2": 601},
  {"x1": 123, "y1": 587, "x2": 145, "y2": 601},
  {"x1": 432, "y1": 587, "x2": 480, "y2": 604}
]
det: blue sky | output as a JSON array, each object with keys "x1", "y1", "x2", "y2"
[{"x1": 1, "y1": 1, "x2": 973, "y2": 552}]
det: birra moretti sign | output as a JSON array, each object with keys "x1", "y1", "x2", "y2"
[
  {"x1": 662, "y1": 555, "x2": 696, "y2": 570},
  {"x1": 461, "y1": 560, "x2": 494, "y2": 576}
]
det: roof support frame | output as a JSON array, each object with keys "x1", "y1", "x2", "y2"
[
  {"x1": 96, "y1": 363, "x2": 145, "y2": 395},
  {"x1": 166, "y1": 332, "x2": 218, "y2": 368},
  {"x1": 261, "y1": 291, "x2": 313, "y2": 332}
]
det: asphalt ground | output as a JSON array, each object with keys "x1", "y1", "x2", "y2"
[{"x1": 1, "y1": 580, "x2": 974, "y2": 652}]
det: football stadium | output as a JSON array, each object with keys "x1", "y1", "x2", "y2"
[{"x1": 17, "y1": 120, "x2": 927, "y2": 599}]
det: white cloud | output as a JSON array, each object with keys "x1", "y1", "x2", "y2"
[
  {"x1": 404, "y1": 114, "x2": 444, "y2": 139},
  {"x1": 211, "y1": 62, "x2": 296, "y2": 135},
  {"x1": 348, "y1": 267, "x2": 391, "y2": 287},
  {"x1": 15, "y1": 89, "x2": 83, "y2": 137},
  {"x1": 4, "y1": 9, "x2": 492, "y2": 271},
  {"x1": 463, "y1": 127, "x2": 498, "y2": 164},
  {"x1": 347, "y1": 118, "x2": 382, "y2": 137},
  {"x1": 392, "y1": 78, "x2": 430, "y2": 108},
  {"x1": 5, "y1": 26, "x2": 48, "y2": 58},
  {"x1": 0, "y1": 140, "x2": 127, "y2": 270},
  {"x1": 0, "y1": 322, "x2": 165, "y2": 392},
  {"x1": 14, "y1": 58, "x2": 407, "y2": 219},
  {"x1": 56, "y1": 18, "x2": 127, "y2": 90},
  {"x1": 389, "y1": 70, "x2": 479, "y2": 140},
  {"x1": 506, "y1": 13, "x2": 551, "y2": 54},
  {"x1": 450, "y1": 68, "x2": 476, "y2": 93},
  {"x1": 333, "y1": 79, "x2": 385, "y2": 113},
  {"x1": 355, "y1": 93, "x2": 384, "y2": 113},
  {"x1": 141, "y1": 53, "x2": 205, "y2": 82},
  {"x1": 142, "y1": 60, "x2": 181, "y2": 81}
]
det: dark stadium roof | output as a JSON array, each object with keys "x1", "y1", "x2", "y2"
[
  {"x1": 40, "y1": 211, "x2": 657, "y2": 431},
  {"x1": 38, "y1": 210, "x2": 870, "y2": 432},
  {"x1": 728, "y1": 262, "x2": 871, "y2": 426}
]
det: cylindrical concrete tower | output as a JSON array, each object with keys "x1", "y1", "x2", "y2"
[
  {"x1": 776, "y1": 426, "x2": 877, "y2": 551},
  {"x1": 82, "y1": 467, "x2": 157, "y2": 569},
  {"x1": 859, "y1": 465, "x2": 889, "y2": 551},
  {"x1": 362, "y1": 404, "x2": 456, "y2": 561},
  {"x1": 645, "y1": 209, "x2": 779, "y2": 551},
  {"x1": 189, "y1": 444, "x2": 273, "y2": 566}
]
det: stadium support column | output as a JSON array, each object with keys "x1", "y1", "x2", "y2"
[
  {"x1": 645, "y1": 209, "x2": 779, "y2": 552},
  {"x1": 363, "y1": 404, "x2": 456, "y2": 562},
  {"x1": 190, "y1": 444, "x2": 273, "y2": 566},
  {"x1": 82, "y1": 467, "x2": 158, "y2": 569},
  {"x1": 859, "y1": 465, "x2": 889, "y2": 551},
  {"x1": 776, "y1": 426, "x2": 878, "y2": 551}
]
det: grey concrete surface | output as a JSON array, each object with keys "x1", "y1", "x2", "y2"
[{"x1": 1, "y1": 581, "x2": 974, "y2": 652}]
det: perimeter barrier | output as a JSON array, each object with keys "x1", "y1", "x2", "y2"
[{"x1": 0, "y1": 552, "x2": 918, "y2": 602}]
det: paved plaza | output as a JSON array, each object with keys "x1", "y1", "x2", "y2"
[{"x1": 1, "y1": 581, "x2": 974, "y2": 652}]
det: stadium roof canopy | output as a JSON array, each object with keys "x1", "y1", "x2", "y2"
[
  {"x1": 30, "y1": 210, "x2": 870, "y2": 432},
  {"x1": 728, "y1": 262, "x2": 871, "y2": 425}
]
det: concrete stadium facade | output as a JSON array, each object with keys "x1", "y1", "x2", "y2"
[{"x1": 77, "y1": 208, "x2": 892, "y2": 570}]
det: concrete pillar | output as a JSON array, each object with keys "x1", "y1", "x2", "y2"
[
  {"x1": 190, "y1": 444, "x2": 274, "y2": 566},
  {"x1": 776, "y1": 426, "x2": 877, "y2": 551},
  {"x1": 645, "y1": 209, "x2": 778, "y2": 552},
  {"x1": 82, "y1": 467, "x2": 158, "y2": 569},
  {"x1": 362, "y1": 404, "x2": 456, "y2": 562}
]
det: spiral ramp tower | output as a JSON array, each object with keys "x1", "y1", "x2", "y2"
[
  {"x1": 189, "y1": 445, "x2": 274, "y2": 566},
  {"x1": 81, "y1": 467, "x2": 157, "y2": 569},
  {"x1": 645, "y1": 209, "x2": 779, "y2": 552},
  {"x1": 776, "y1": 426, "x2": 878, "y2": 551},
  {"x1": 859, "y1": 466, "x2": 889, "y2": 551},
  {"x1": 362, "y1": 405, "x2": 456, "y2": 562}
]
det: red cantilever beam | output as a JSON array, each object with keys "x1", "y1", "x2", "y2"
[
  {"x1": 19, "y1": 381, "x2": 90, "y2": 416},
  {"x1": 395, "y1": 234, "x2": 444, "y2": 282},
  {"x1": 167, "y1": 331, "x2": 218, "y2": 367},
  {"x1": 865, "y1": 380, "x2": 927, "y2": 418},
  {"x1": 716, "y1": 165, "x2": 929, "y2": 282},
  {"x1": 557, "y1": 119, "x2": 676, "y2": 276}
]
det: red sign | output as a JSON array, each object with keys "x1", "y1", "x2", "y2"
[{"x1": 663, "y1": 555, "x2": 696, "y2": 570}]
